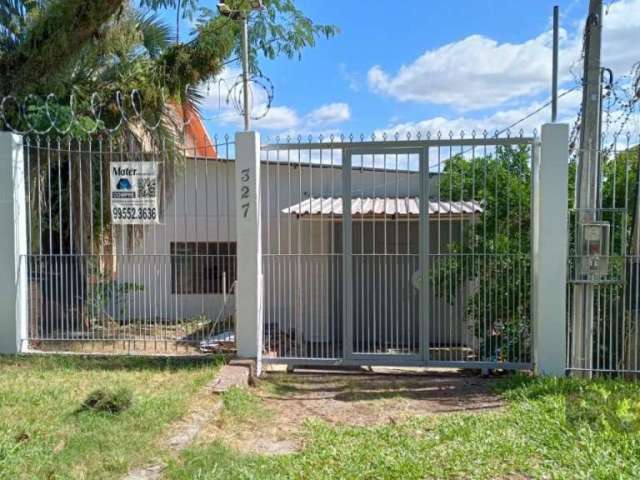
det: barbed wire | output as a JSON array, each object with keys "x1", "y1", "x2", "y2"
[
  {"x1": 597, "y1": 62, "x2": 640, "y2": 158},
  {"x1": 0, "y1": 71, "x2": 275, "y2": 135}
]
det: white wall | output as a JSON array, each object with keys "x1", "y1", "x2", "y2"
[{"x1": 114, "y1": 158, "x2": 473, "y2": 347}]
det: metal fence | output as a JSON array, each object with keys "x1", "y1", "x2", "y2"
[
  {"x1": 261, "y1": 132, "x2": 535, "y2": 369},
  {"x1": 567, "y1": 133, "x2": 640, "y2": 377},
  {"x1": 22, "y1": 135, "x2": 237, "y2": 354},
  {"x1": 17, "y1": 123, "x2": 640, "y2": 376}
]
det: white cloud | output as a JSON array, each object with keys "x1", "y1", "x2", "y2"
[
  {"x1": 374, "y1": 89, "x2": 584, "y2": 138},
  {"x1": 602, "y1": 0, "x2": 640, "y2": 76},
  {"x1": 199, "y1": 68, "x2": 350, "y2": 133},
  {"x1": 368, "y1": 31, "x2": 577, "y2": 110},
  {"x1": 368, "y1": 0, "x2": 640, "y2": 111},
  {"x1": 252, "y1": 106, "x2": 300, "y2": 130},
  {"x1": 306, "y1": 103, "x2": 351, "y2": 126}
]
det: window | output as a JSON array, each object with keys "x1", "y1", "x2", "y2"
[{"x1": 170, "y1": 242, "x2": 237, "y2": 294}]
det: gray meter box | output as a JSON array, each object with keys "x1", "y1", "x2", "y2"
[{"x1": 578, "y1": 221, "x2": 610, "y2": 279}]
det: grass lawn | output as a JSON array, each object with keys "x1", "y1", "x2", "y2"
[
  {"x1": 0, "y1": 354, "x2": 222, "y2": 480},
  {"x1": 165, "y1": 375, "x2": 640, "y2": 480}
]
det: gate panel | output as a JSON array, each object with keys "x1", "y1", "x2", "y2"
[
  {"x1": 23, "y1": 135, "x2": 237, "y2": 354},
  {"x1": 261, "y1": 135, "x2": 534, "y2": 369},
  {"x1": 348, "y1": 149, "x2": 422, "y2": 361},
  {"x1": 262, "y1": 142, "x2": 344, "y2": 361},
  {"x1": 427, "y1": 137, "x2": 533, "y2": 368}
]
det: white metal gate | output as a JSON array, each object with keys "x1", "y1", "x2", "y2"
[
  {"x1": 22, "y1": 134, "x2": 238, "y2": 354},
  {"x1": 261, "y1": 133, "x2": 535, "y2": 369}
]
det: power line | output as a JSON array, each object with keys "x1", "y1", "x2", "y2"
[
  {"x1": 498, "y1": 85, "x2": 581, "y2": 136},
  {"x1": 456, "y1": 85, "x2": 581, "y2": 157}
]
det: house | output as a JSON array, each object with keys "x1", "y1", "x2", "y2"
[{"x1": 114, "y1": 129, "x2": 482, "y2": 357}]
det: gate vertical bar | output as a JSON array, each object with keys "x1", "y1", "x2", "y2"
[
  {"x1": 0, "y1": 132, "x2": 27, "y2": 353},
  {"x1": 342, "y1": 148, "x2": 353, "y2": 359},
  {"x1": 235, "y1": 131, "x2": 263, "y2": 369},
  {"x1": 419, "y1": 148, "x2": 430, "y2": 362}
]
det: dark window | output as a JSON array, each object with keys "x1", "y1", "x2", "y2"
[{"x1": 170, "y1": 242, "x2": 237, "y2": 294}]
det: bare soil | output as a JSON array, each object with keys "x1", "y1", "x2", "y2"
[{"x1": 196, "y1": 367, "x2": 503, "y2": 455}]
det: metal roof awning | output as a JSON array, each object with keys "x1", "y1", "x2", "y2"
[{"x1": 281, "y1": 197, "x2": 483, "y2": 219}]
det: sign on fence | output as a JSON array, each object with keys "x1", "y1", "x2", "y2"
[{"x1": 110, "y1": 161, "x2": 159, "y2": 224}]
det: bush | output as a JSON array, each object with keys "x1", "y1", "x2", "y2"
[{"x1": 81, "y1": 387, "x2": 133, "y2": 414}]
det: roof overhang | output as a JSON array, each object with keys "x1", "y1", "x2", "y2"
[{"x1": 282, "y1": 197, "x2": 483, "y2": 220}]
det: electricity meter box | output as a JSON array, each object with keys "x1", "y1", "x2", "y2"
[{"x1": 578, "y1": 221, "x2": 610, "y2": 279}]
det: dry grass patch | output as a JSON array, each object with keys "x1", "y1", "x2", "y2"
[{"x1": 194, "y1": 368, "x2": 502, "y2": 456}]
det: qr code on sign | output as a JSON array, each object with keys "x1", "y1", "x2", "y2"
[{"x1": 137, "y1": 178, "x2": 157, "y2": 198}]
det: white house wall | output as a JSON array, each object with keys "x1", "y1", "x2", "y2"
[{"x1": 114, "y1": 159, "x2": 473, "y2": 347}]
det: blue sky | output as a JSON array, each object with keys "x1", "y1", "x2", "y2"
[{"x1": 158, "y1": 0, "x2": 640, "y2": 138}]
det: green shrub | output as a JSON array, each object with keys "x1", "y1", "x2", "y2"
[{"x1": 81, "y1": 387, "x2": 133, "y2": 414}]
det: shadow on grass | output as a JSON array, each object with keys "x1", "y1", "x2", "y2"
[
  {"x1": 0, "y1": 353, "x2": 226, "y2": 372},
  {"x1": 262, "y1": 370, "x2": 503, "y2": 413}
]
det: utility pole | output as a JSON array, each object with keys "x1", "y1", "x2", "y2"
[
  {"x1": 551, "y1": 6, "x2": 559, "y2": 122},
  {"x1": 572, "y1": 0, "x2": 603, "y2": 376},
  {"x1": 218, "y1": 0, "x2": 264, "y2": 132},
  {"x1": 241, "y1": 15, "x2": 250, "y2": 131}
]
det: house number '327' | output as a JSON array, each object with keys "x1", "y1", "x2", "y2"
[{"x1": 240, "y1": 168, "x2": 251, "y2": 218}]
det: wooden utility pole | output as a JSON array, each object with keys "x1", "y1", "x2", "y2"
[{"x1": 572, "y1": 0, "x2": 603, "y2": 376}]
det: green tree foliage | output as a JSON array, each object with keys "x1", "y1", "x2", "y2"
[
  {"x1": 432, "y1": 146, "x2": 532, "y2": 362},
  {"x1": 2, "y1": 0, "x2": 337, "y2": 255},
  {"x1": 0, "y1": 0, "x2": 127, "y2": 95},
  {"x1": 0, "y1": 0, "x2": 338, "y2": 128},
  {"x1": 586, "y1": 146, "x2": 640, "y2": 372},
  {"x1": 433, "y1": 144, "x2": 640, "y2": 367}
]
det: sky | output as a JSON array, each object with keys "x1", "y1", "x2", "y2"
[{"x1": 159, "y1": 0, "x2": 640, "y2": 140}]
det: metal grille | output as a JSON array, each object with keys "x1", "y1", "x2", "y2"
[
  {"x1": 261, "y1": 133, "x2": 535, "y2": 369},
  {"x1": 567, "y1": 133, "x2": 640, "y2": 376},
  {"x1": 261, "y1": 143, "x2": 343, "y2": 361},
  {"x1": 22, "y1": 135, "x2": 237, "y2": 354}
]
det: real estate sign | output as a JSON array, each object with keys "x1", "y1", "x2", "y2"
[{"x1": 110, "y1": 161, "x2": 159, "y2": 224}]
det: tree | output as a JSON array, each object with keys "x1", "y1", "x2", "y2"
[
  {"x1": 0, "y1": 0, "x2": 127, "y2": 95},
  {"x1": 2, "y1": 0, "x2": 337, "y2": 337},
  {"x1": 3, "y1": 0, "x2": 337, "y2": 255},
  {"x1": 431, "y1": 145, "x2": 532, "y2": 363},
  {"x1": 433, "y1": 143, "x2": 640, "y2": 368},
  {"x1": 0, "y1": 0, "x2": 338, "y2": 126}
]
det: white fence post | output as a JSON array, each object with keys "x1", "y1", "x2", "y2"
[
  {"x1": 532, "y1": 123, "x2": 569, "y2": 376},
  {"x1": 0, "y1": 132, "x2": 27, "y2": 354},
  {"x1": 234, "y1": 131, "x2": 263, "y2": 362}
]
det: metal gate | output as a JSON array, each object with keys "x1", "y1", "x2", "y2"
[
  {"x1": 21, "y1": 133, "x2": 238, "y2": 354},
  {"x1": 261, "y1": 132, "x2": 535, "y2": 369},
  {"x1": 567, "y1": 132, "x2": 640, "y2": 376}
]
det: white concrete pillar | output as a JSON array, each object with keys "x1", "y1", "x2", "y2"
[
  {"x1": 532, "y1": 123, "x2": 569, "y2": 376},
  {"x1": 234, "y1": 131, "x2": 262, "y2": 360},
  {"x1": 0, "y1": 132, "x2": 27, "y2": 354}
]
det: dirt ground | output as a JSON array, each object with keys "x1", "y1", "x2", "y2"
[{"x1": 196, "y1": 367, "x2": 504, "y2": 455}]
